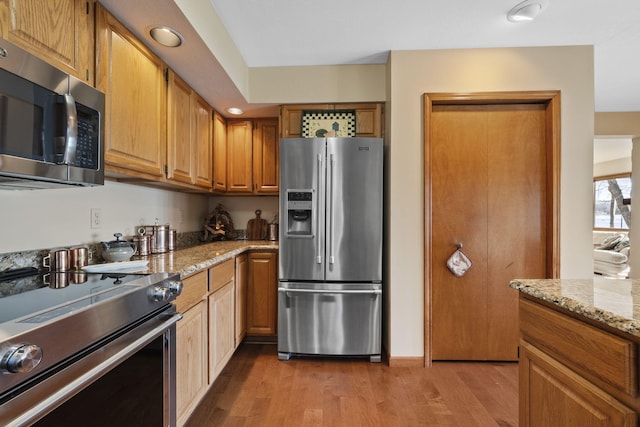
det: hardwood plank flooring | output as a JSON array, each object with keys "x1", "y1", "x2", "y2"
[{"x1": 185, "y1": 344, "x2": 518, "y2": 427}]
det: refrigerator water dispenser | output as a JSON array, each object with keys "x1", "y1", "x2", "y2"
[{"x1": 286, "y1": 190, "x2": 313, "y2": 236}]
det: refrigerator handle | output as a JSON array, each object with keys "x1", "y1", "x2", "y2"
[
  {"x1": 328, "y1": 153, "x2": 335, "y2": 264},
  {"x1": 316, "y1": 153, "x2": 323, "y2": 264}
]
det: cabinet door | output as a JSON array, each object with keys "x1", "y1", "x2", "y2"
[
  {"x1": 209, "y1": 280, "x2": 235, "y2": 383},
  {"x1": 253, "y1": 119, "x2": 279, "y2": 194},
  {"x1": 96, "y1": 5, "x2": 166, "y2": 178},
  {"x1": 279, "y1": 104, "x2": 331, "y2": 138},
  {"x1": 247, "y1": 251, "x2": 278, "y2": 336},
  {"x1": 193, "y1": 95, "x2": 213, "y2": 188},
  {"x1": 167, "y1": 71, "x2": 194, "y2": 184},
  {"x1": 520, "y1": 342, "x2": 636, "y2": 427},
  {"x1": 176, "y1": 301, "x2": 208, "y2": 426},
  {"x1": 212, "y1": 112, "x2": 227, "y2": 191},
  {"x1": 0, "y1": 0, "x2": 94, "y2": 83},
  {"x1": 340, "y1": 103, "x2": 384, "y2": 137},
  {"x1": 226, "y1": 120, "x2": 253, "y2": 193},
  {"x1": 235, "y1": 254, "x2": 248, "y2": 346}
]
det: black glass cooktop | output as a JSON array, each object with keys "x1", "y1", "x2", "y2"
[{"x1": 0, "y1": 268, "x2": 149, "y2": 324}]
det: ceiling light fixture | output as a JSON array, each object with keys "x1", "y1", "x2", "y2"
[
  {"x1": 227, "y1": 107, "x2": 244, "y2": 115},
  {"x1": 149, "y1": 26, "x2": 183, "y2": 47},
  {"x1": 507, "y1": 0, "x2": 543, "y2": 22}
]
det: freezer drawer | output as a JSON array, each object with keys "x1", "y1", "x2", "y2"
[{"x1": 277, "y1": 282, "x2": 382, "y2": 362}]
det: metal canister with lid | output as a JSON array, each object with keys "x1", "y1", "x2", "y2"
[
  {"x1": 133, "y1": 228, "x2": 152, "y2": 257},
  {"x1": 153, "y1": 223, "x2": 170, "y2": 253},
  {"x1": 168, "y1": 229, "x2": 177, "y2": 251}
]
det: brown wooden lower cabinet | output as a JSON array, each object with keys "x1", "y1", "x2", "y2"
[
  {"x1": 519, "y1": 296, "x2": 638, "y2": 427},
  {"x1": 235, "y1": 253, "x2": 248, "y2": 344},
  {"x1": 174, "y1": 252, "x2": 278, "y2": 426},
  {"x1": 208, "y1": 259, "x2": 236, "y2": 383},
  {"x1": 175, "y1": 271, "x2": 208, "y2": 427},
  {"x1": 247, "y1": 251, "x2": 278, "y2": 336}
]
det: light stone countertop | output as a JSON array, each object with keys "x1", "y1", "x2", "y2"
[
  {"x1": 510, "y1": 278, "x2": 640, "y2": 338},
  {"x1": 129, "y1": 240, "x2": 278, "y2": 278}
]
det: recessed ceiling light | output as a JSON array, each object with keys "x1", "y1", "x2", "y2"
[
  {"x1": 149, "y1": 26, "x2": 183, "y2": 47},
  {"x1": 227, "y1": 107, "x2": 244, "y2": 115},
  {"x1": 507, "y1": 0, "x2": 543, "y2": 22}
]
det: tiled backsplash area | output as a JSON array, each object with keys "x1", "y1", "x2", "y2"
[{"x1": 0, "y1": 231, "x2": 205, "y2": 271}]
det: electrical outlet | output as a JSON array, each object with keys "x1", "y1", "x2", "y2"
[
  {"x1": 180, "y1": 209, "x2": 185, "y2": 224},
  {"x1": 91, "y1": 208, "x2": 102, "y2": 229}
]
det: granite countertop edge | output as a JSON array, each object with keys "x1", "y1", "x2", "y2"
[
  {"x1": 510, "y1": 278, "x2": 640, "y2": 338},
  {"x1": 143, "y1": 240, "x2": 278, "y2": 279}
]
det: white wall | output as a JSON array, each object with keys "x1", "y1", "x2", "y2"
[
  {"x1": 630, "y1": 137, "x2": 640, "y2": 278},
  {"x1": 593, "y1": 157, "x2": 631, "y2": 177},
  {"x1": 249, "y1": 64, "x2": 386, "y2": 103},
  {"x1": 386, "y1": 46, "x2": 595, "y2": 358},
  {"x1": 0, "y1": 180, "x2": 209, "y2": 253}
]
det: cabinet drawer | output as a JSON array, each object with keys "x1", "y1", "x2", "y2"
[
  {"x1": 209, "y1": 259, "x2": 234, "y2": 293},
  {"x1": 520, "y1": 298, "x2": 637, "y2": 397},
  {"x1": 176, "y1": 271, "x2": 207, "y2": 312}
]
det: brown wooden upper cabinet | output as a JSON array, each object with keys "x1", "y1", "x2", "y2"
[
  {"x1": 226, "y1": 120, "x2": 254, "y2": 193},
  {"x1": 253, "y1": 119, "x2": 279, "y2": 194},
  {"x1": 167, "y1": 70, "x2": 213, "y2": 189},
  {"x1": 96, "y1": 5, "x2": 167, "y2": 179},
  {"x1": 214, "y1": 118, "x2": 279, "y2": 194},
  {"x1": 280, "y1": 103, "x2": 384, "y2": 138},
  {"x1": 193, "y1": 95, "x2": 214, "y2": 189},
  {"x1": 213, "y1": 112, "x2": 227, "y2": 192},
  {"x1": 96, "y1": 5, "x2": 213, "y2": 192},
  {"x1": 0, "y1": 0, "x2": 95, "y2": 83}
]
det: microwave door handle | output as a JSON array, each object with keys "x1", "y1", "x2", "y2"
[{"x1": 61, "y1": 94, "x2": 78, "y2": 165}]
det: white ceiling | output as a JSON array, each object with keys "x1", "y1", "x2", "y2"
[{"x1": 99, "y1": 0, "x2": 640, "y2": 117}]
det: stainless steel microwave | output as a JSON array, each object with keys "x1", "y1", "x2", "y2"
[{"x1": 0, "y1": 38, "x2": 105, "y2": 189}]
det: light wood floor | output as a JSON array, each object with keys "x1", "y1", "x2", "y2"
[{"x1": 185, "y1": 344, "x2": 518, "y2": 427}]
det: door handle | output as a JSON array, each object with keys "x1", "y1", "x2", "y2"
[
  {"x1": 316, "y1": 153, "x2": 323, "y2": 264},
  {"x1": 328, "y1": 153, "x2": 335, "y2": 264}
]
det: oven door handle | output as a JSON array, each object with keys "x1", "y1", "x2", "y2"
[{"x1": 8, "y1": 312, "x2": 182, "y2": 427}]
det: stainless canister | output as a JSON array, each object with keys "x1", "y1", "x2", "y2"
[
  {"x1": 140, "y1": 226, "x2": 156, "y2": 253},
  {"x1": 69, "y1": 246, "x2": 89, "y2": 270},
  {"x1": 168, "y1": 229, "x2": 176, "y2": 251},
  {"x1": 133, "y1": 235, "x2": 152, "y2": 256},
  {"x1": 43, "y1": 248, "x2": 70, "y2": 272},
  {"x1": 153, "y1": 224, "x2": 170, "y2": 253},
  {"x1": 267, "y1": 223, "x2": 278, "y2": 241}
]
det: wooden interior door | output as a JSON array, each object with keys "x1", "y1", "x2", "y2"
[{"x1": 430, "y1": 103, "x2": 548, "y2": 361}]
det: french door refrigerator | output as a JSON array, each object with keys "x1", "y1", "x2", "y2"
[{"x1": 278, "y1": 137, "x2": 383, "y2": 362}]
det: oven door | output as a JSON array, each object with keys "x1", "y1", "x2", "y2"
[{"x1": 1, "y1": 306, "x2": 181, "y2": 427}]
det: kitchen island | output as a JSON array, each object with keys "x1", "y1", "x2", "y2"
[{"x1": 510, "y1": 278, "x2": 640, "y2": 427}]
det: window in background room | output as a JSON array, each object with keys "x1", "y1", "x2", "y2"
[{"x1": 594, "y1": 173, "x2": 632, "y2": 230}]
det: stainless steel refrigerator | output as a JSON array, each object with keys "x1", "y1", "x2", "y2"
[{"x1": 278, "y1": 137, "x2": 383, "y2": 362}]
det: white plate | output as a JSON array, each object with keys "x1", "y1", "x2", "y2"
[{"x1": 82, "y1": 260, "x2": 149, "y2": 272}]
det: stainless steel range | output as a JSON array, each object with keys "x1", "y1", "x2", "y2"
[{"x1": 0, "y1": 267, "x2": 183, "y2": 426}]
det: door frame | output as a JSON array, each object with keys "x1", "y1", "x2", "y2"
[{"x1": 423, "y1": 91, "x2": 561, "y2": 367}]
